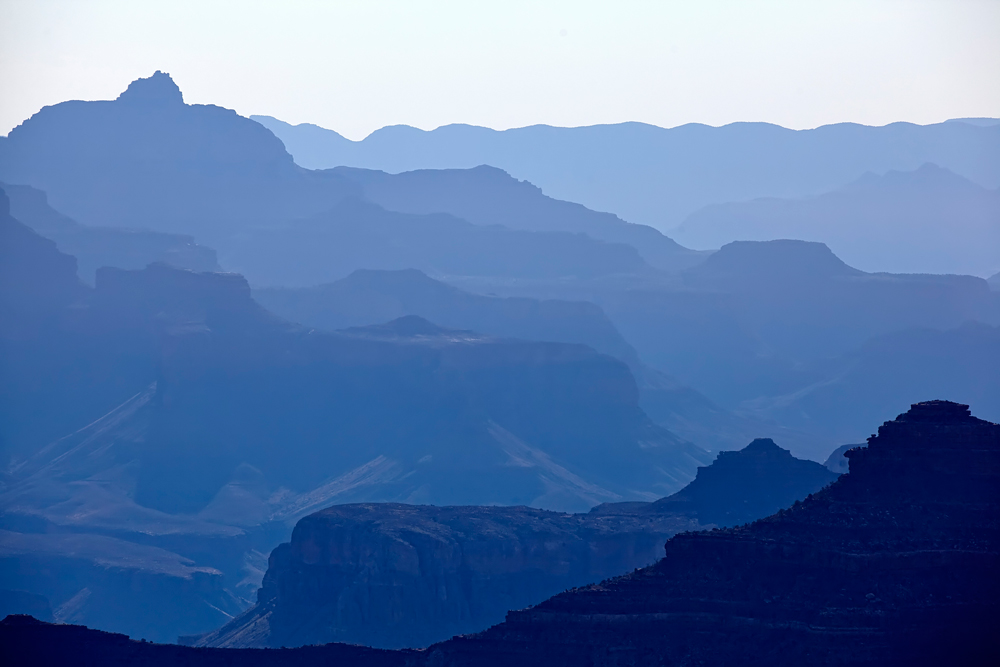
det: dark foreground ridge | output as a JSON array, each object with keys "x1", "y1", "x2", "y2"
[{"x1": 2, "y1": 401, "x2": 997, "y2": 665}]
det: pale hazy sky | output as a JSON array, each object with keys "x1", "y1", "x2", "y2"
[{"x1": 1, "y1": 0, "x2": 998, "y2": 140}]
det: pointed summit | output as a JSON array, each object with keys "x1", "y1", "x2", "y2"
[{"x1": 116, "y1": 70, "x2": 184, "y2": 106}]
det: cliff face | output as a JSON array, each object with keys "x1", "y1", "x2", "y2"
[
  {"x1": 421, "y1": 401, "x2": 1000, "y2": 666},
  {"x1": 199, "y1": 439, "x2": 836, "y2": 649},
  {"x1": 200, "y1": 505, "x2": 699, "y2": 649}
]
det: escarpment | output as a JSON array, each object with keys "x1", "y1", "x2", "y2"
[{"x1": 197, "y1": 439, "x2": 836, "y2": 649}]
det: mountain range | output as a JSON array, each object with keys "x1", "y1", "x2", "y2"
[
  {"x1": 3, "y1": 72, "x2": 998, "y2": 450},
  {"x1": 253, "y1": 114, "x2": 1000, "y2": 236}
]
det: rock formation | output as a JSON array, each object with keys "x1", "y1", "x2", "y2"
[
  {"x1": 417, "y1": 400, "x2": 1000, "y2": 665},
  {"x1": 195, "y1": 439, "x2": 836, "y2": 649}
]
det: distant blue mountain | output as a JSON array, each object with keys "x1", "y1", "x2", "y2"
[
  {"x1": 225, "y1": 197, "x2": 650, "y2": 287},
  {"x1": 0, "y1": 72, "x2": 686, "y2": 284},
  {"x1": 673, "y1": 163, "x2": 1000, "y2": 277},
  {"x1": 0, "y1": 72, "x2": 357, "y2": 243},
  {"x1": 330, "y1": 166, "x2": 706, "y2": 270},
  {"x1": 252, "y1": 114, "x2": 1000, "y2": 231}
]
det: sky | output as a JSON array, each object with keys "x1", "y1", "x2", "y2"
[{"x1": 1, "y1": 0, "x2": 999, "y2": 140}]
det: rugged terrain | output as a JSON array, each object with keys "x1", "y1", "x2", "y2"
[
  {"x1": 417, "y1": 400, "x2": 1000, "y2": 665},
  {"x1": 0, "y1": 190, "x2": 707, "y2": 641},
  {"x1": 194, "y1": 438, "x2": 836, "y2": 649},
  {"x1": 3, "y1": 401, "x2": 995, "y2": 665}
]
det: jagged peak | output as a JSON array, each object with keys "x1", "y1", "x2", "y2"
[{"x1": 116, "y1": 70, "x2": 184, "y2": 106}]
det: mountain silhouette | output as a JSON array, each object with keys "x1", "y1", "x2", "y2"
[
  {"x1": 329, "y1": 165, "x2": 705, "y2": 270},
  {"x1": 253, "y1": 114, "x2": 1000, "y2": 231},
  {"x1": 0, "y1": 71, "x2": 357, "y2": 243}
]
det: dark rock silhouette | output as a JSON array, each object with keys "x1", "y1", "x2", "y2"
[
  {"x1": 253, "y1": 114, "x2": 1000, "y2": 231},
  {"x1": 2, "y1": 182, "x2": 219, "y2": 283},
  {"x1": 642, "y1": 438, "x2": 839, "y2": 527},
  {"x1": 412, "y1": 401, "x2": 1000, "y2": 665},
  {"x1": 674, "y1": 163, "x2": 1000, "y2": 276},
  {"x1": 0, "y1": 614, "x2": 410, "y2": 667}
]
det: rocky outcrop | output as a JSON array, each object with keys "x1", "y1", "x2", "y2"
[
  {"x1": 417, "y1": 401, "x2": 1000, "y2": 665},
  {"x1": 197, "y1": 505, "x2": 700, "y2": 650},
  {"x1": 824, "y1": 442, "x2": 863, "y2": 473},
  {"x1": 641, "y1": 437, "x2": 839, "y2": 526},
  {"x1": 198, "y1": 439, "x2": 836, "y2": 649}
]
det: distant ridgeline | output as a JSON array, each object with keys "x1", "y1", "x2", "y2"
[
  {"x1": 252, "y1": 113, "x2": 1000, "y2": 236},
  {"x1": 2, "y1": 401, "x2": 997, "y2": 665}
]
